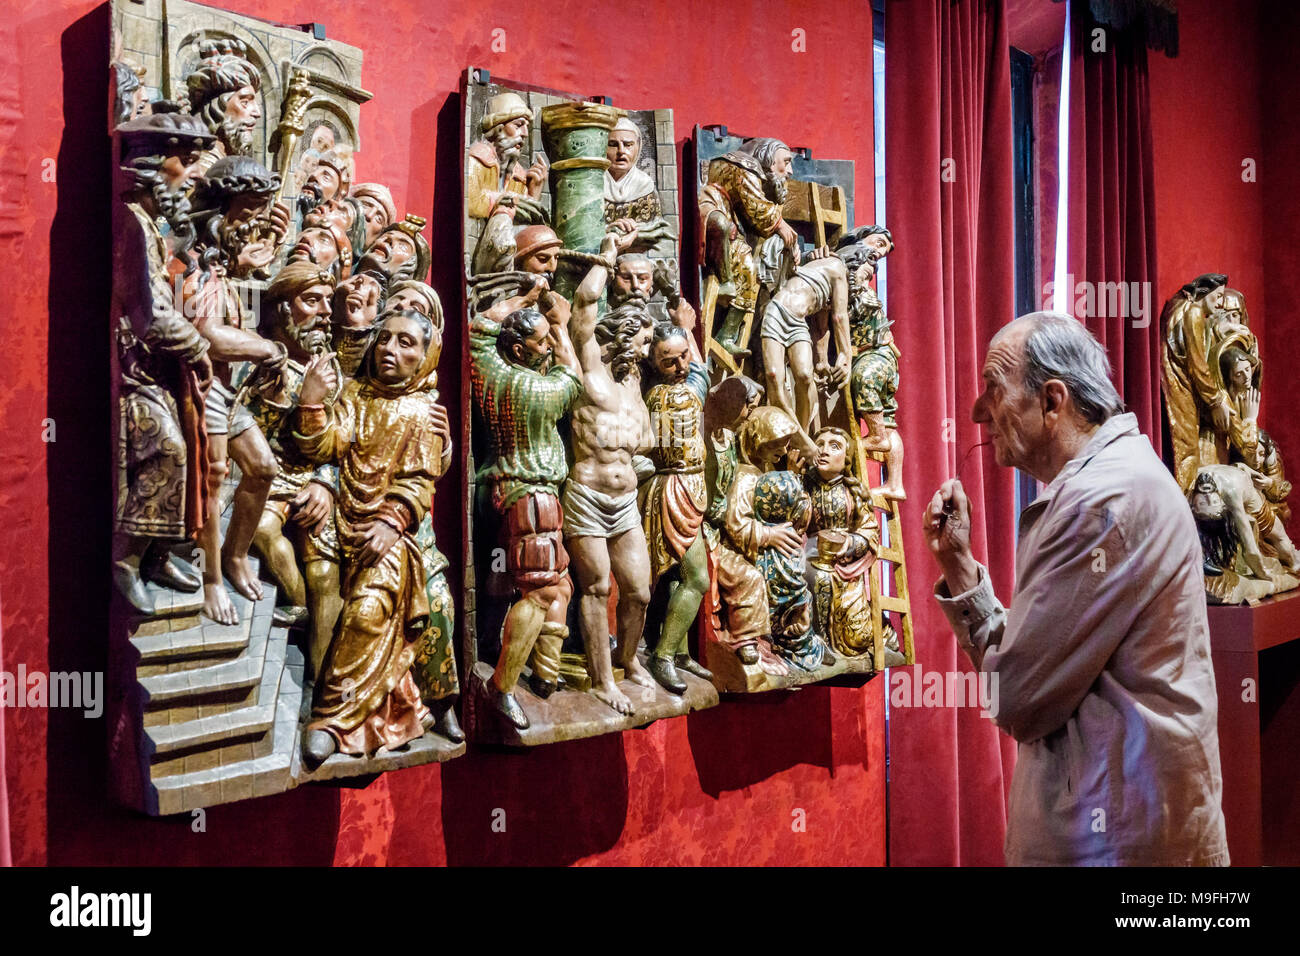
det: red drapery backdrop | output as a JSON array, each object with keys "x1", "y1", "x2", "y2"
[
  {"x1": 1066, "y1": 1, "x2": 1162, "y2": 447},
  {"x1": 884, "y1": 0, "x2": 1020, "y2": 866}
]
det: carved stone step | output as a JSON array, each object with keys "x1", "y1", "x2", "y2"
[
  {"x1": 152, "y1": 643, "x2": 305, "y2": 815},
  {"x1": 131, "y1": 611, "x2": 253, "y2": 667},
  {"x1": 139, "y1": 593, "x2": 274, "y2": 706}
]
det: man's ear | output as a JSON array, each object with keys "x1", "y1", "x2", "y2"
[{"x1": 1042, "y1": 380, "x2": 1069, "y2": 420}]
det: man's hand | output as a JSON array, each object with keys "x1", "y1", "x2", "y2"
[
  {"x1": 669, "y1": 297, "x2": 697, "y2": 333},
  {"x1": 300, "y1": 351, "x2": 338, "y2": 406},
  {"x1": 266, "y1": 201, "x2": 292, "y2": 245},
  {"x1": 806, "y1": 244, "x2": 833, "y2": 261},
  {"x1": 525, "y1": 152, "x2": 549, "y2": 195},
  {"x1": 924, "y1": 478, "x2": 980, "y2": 594},
  {"x1": 767, "y1": 522, "x2": 805, "y2": 558},
  {"x1": 612, "y1": 217, "x2": 639, "y2": 238},
  {"x1": 353, "y1": 519, "x2": 400, "y2": 567},
  {"x1": 290, "y1": 482, "x2": 333, "y2": 534}
]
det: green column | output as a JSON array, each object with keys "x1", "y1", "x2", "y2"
[{"x1": 541, "y1": 102, "x2": 622, "y2": 299}]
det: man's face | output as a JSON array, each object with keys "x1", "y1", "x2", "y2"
[
  {"x1": 770, "y1": 147, "x2": 794, "y2": 181},
  {"x1": 304, "y1": 196, "x2": 354, "y2": 233},
  {"x1": 363, "y1": 231, "x2": 415, "y2": 270},
  {"x1": 633, "y1": 317, "x2": 655, "y2": 360},
  {"x1": 387, "y1": 287, "x2": 436, "y2": 323},
  {"x1": 333, "y1": 273, "x2": 382, "y2": 329},
  {"x1": 864, "y1": 234, "x2": 893, "y2": 261},
  {"x1": 305, "y1": 164, "x2": 341, "y2": 203},
  {"x1": 520, "y1": 247, "x2": 559, "y2": 279},
  {"x1": 357, "y1": 196, "x2": 391, "y2": 248},
  {"x1": 652, "y1": 336, "x2": 690, "y2": 383},
  {"x1": 814, "y1": 431, "x2": 848, "y2": 481},
  {"x1": 971, "y1": 327, "x2": 1044, "y2": 471},
  {"x1": 511, "y1": 321, "x2": 552, "y2": 371},
  {"x1": 291, "y1": 282, "x2": 333, "y2": 331},
  {"x1": 373, "y1": 313, "x2": 427, "y2": 385},
  {"x1": 220, "y1": 85, "x2": 261, "y2": 153},
  {"x1": 226, "y1": 85, "x2": 261, "y2": 125},
  {"x1": 224, "y1": 191, "x2": 270, "y2": 230},
  {"x1": 1231, "y1": 359, "x2": 1252, "y2": 390},
  {"x1": 607, "y1": 129, "x2": 639, "y2": 177},
  {"x1": 291, "y1": 227, "x2": 340, "y2": 271},
  {"x1": 160, "y1": 148, "x2": 204, "y2": 194},
  {"x1": 1191, "y1": 487, "x2": 1226, "y2": 522},
  {"x1": 1204, "y1": 286, "x2": 1226, "y2": 312},
  {"x1": 851, "y1": 258, "x2": 875, "y2": 289},
  {"x1": 494, "y1": 116, "x2": 530, "y2": 159},
  {"x1": 613, "y1": 260, "x2": 654, "y2": 301}
]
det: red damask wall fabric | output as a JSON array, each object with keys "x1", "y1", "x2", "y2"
[
  {"x1": 2, "y1": 0, "x2": 889, "y2": 866},
  {"x1": 1065, "y1": 3, "x2": 1163, "y2": 449},
  {"x1": 883, "y1": 0, "x2": 1020, "y2": 866}
]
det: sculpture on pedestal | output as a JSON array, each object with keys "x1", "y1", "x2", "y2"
[{"x1": 1161, "y1": 275, "x2": 1297, "y2": 602}]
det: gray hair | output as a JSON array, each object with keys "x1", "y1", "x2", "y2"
[{"x1": 1013, "y1": 312, "x2": 1125, "y2": 425}]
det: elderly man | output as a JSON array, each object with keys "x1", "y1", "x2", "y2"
[
  {"x1": 466, "y1": 91, "x2": 547, "y2": 221},
  {"x1": 924, "y1": 312, "x2": 1229, "y2": 866}
]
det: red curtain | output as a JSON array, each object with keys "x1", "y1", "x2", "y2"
[
  {"x1": 0, "y1": 591, "x2": 9, "y2": 868},
  {"x1": 1066, "y1": 3, "x2": 1162, "y2": 448},
  {"x1": 885, "y1": 0, "x2": 1019, "y2": 865}
]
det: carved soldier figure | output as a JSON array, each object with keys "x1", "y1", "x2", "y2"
[
  {"x1": 185, "y1": 156, "x2": 291, "y2": 625},
  {"x1": 841, "y1": 227, "x2": 905, "y2": 499},
  {"x1": 470, "y1": 284, "x2": 583, "y2": 729},
  {"x1": 699, "y1": 137, "x2": 800, "y2": 357},
  {"x1": 466, "y1": 91, "x2": 547, "y2": 221},
  {"x1": 296, "y1": 308, "x2": 462, "y2": 764},
  {"x1": 351, "y1": 182, "x2": 397, "y2": 250},
  {"x1": 564, "y1": 233, "x2": 659, "y2": 714},
  {"x1": 112, "y1": 112, "x2": 217, "y2": 614},
  {"x1": 641, "y1": 320, "x2": 714, "y2": 693},
  {"x1": 185, "y1": 39, "x2": 263, "y2": 174}
]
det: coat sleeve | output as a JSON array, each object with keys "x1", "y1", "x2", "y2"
[{"x1": 935, "y1": 504, "x2": 1137, "y2": 743}]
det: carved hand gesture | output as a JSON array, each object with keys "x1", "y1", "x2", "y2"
[
  {"x1": 291, "y1": 482, "x2": 333, "y2": 534},
  {"x1": 299, "y1": 350, "x2": 338, "y2": 406},
  {"x1": 354, "y1": 519, "x2": 400, "y2": 567}
]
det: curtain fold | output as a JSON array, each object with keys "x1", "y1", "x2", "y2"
[
  {"x1": 1066, "y1": 1, "x2": 1162, "y2": 448},
  {"x1": 885, "y1": 0, "x2": 1019, "y2": 866}
]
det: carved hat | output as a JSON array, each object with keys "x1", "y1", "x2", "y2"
[
  {"x1": 351, "y1": 181, "x2": 397, "y2": 226},
  {"x1": 513, "y1": 224, "x2": 562, "y2": 265},
  {"x1": 611, "y1": 116, "x2": 641, "y2": 143},
  {"x1": 186, "y1": 39, "x2": 261, "y2": 115},
  {"x1": 195, "y1": 154, "x2": 280, "y2": 203},
  {"x1": 387, "y1": 279, "x2": 444, "y2": 333},
  {"x1": 265, "y1": 259, "x2": 337, "y2": 305},
  {"x1": 117, "y1": 111, "x2": 216, "y2": 158},
  {"x1": 479, "y1": 92, "x2": 531, "y2": 134},
  {"x1": 312, "y1": 149, "x2": 353, "y2": 192}
]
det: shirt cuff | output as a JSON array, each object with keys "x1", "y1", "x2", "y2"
[{"x1": 933, "y1": 564, "x2": 997, "y2": 649}]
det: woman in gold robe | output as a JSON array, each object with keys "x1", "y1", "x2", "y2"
[{"x1": 295, "y1": 308, "x2": 458, "y2": 764}]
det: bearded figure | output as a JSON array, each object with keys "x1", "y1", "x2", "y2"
[
  {"x1": 466, "y1": 91, "x2": 547, "y2": 222},
  {"x1": 699, "y1": 136, "x2": 800, "y2": 358},
  {"x1": 185, "y1": 39, "x2": 263, "y2": 174},
  {"x1": 112, "y1": 112, "x2": 217, "y2": 615}
]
